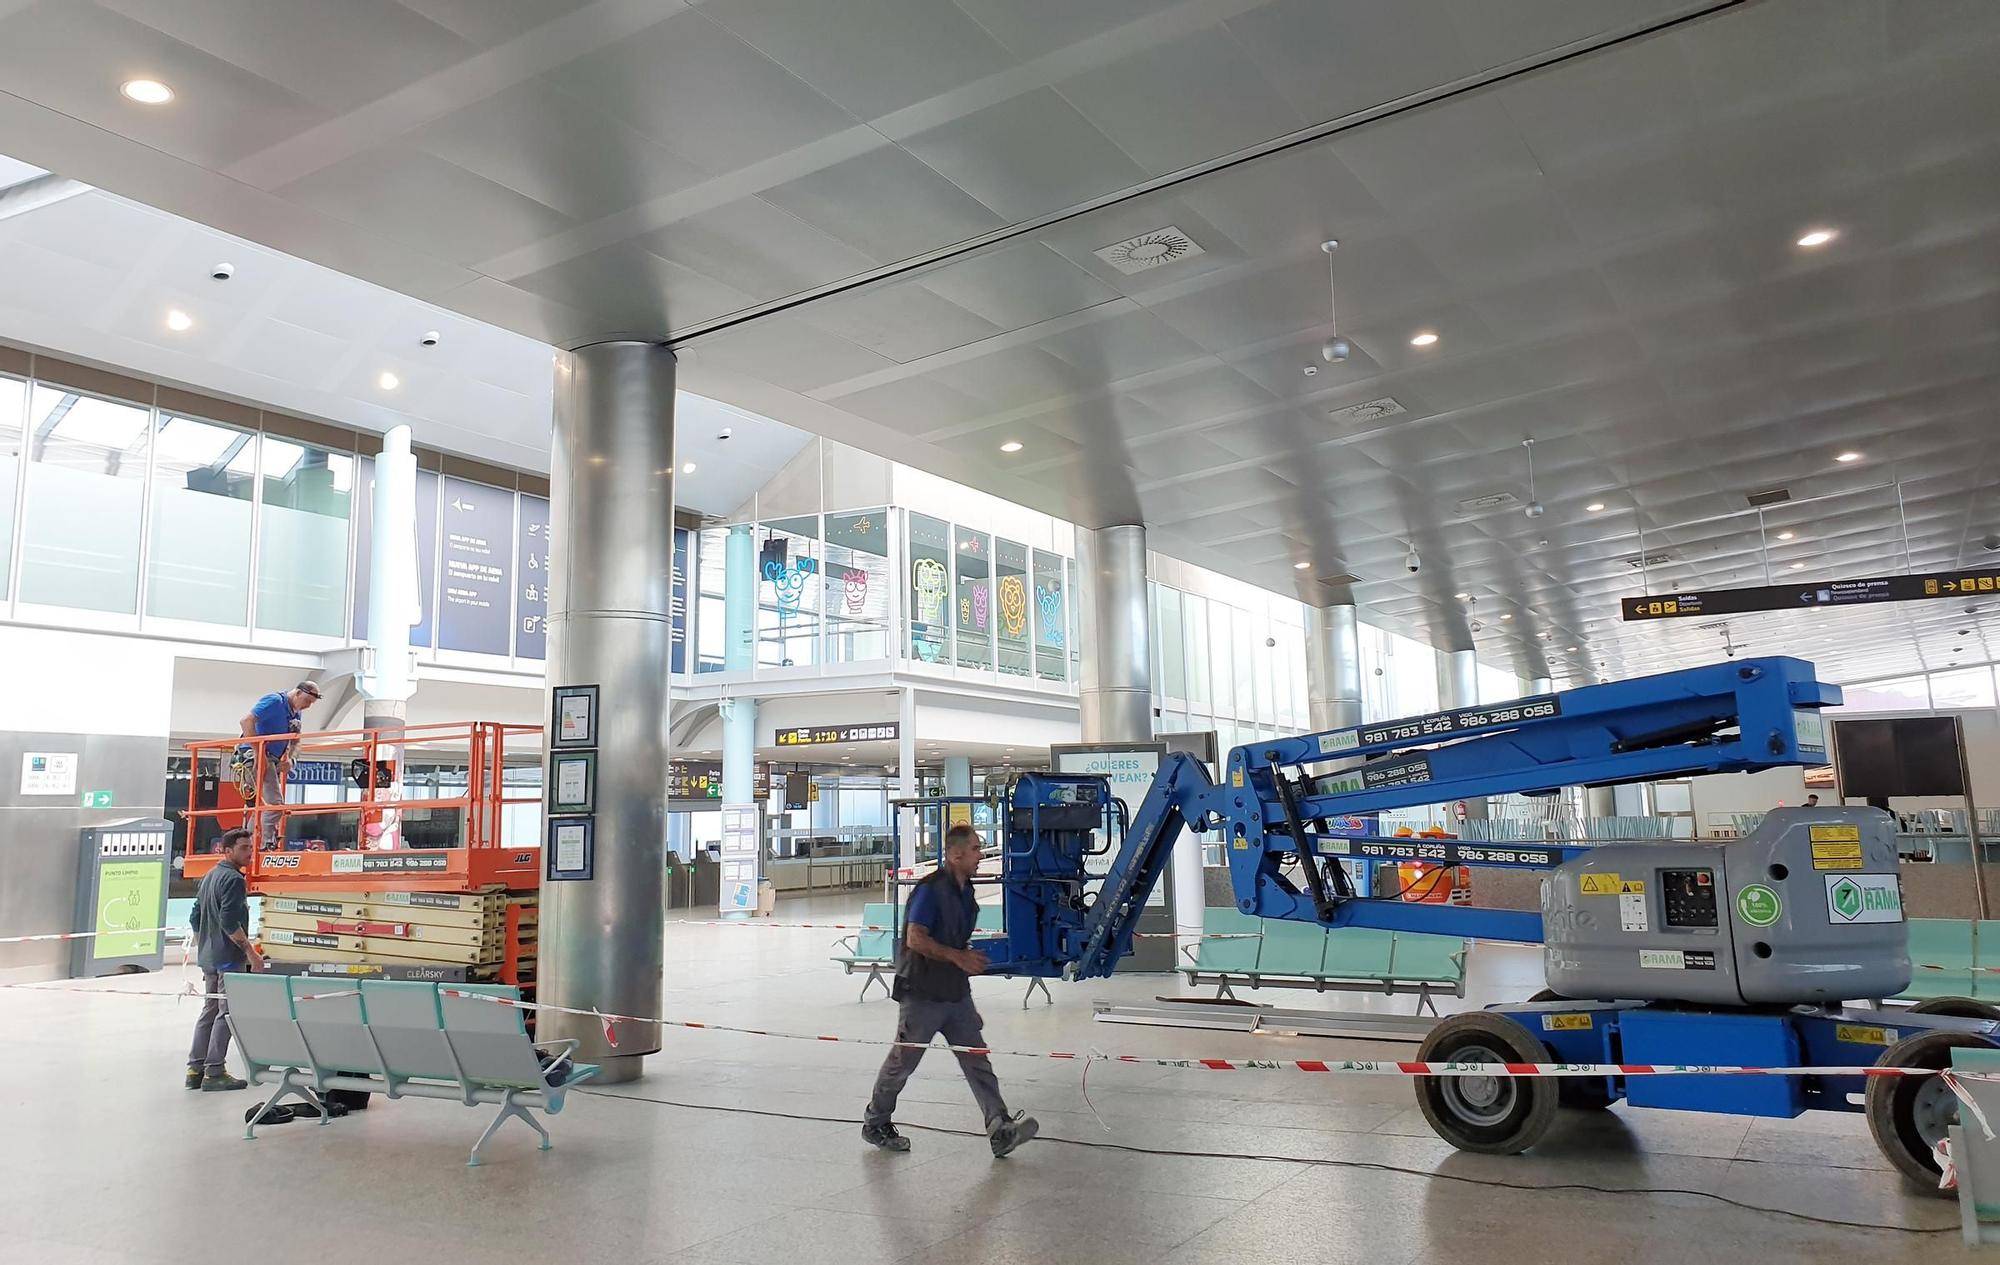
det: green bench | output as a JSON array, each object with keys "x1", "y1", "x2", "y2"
[
  {"x1": 831, "y1": 902, "x2": 900, "y2": 1001},
  {"x1": 224, "y1": 973, "x2": 597, "y2": 1166},
  {"x1": 1952, "y1": 1045, "x2": 2000, "y2": 1245},
  {"x1": 1178, "y1": 905, "x2": 1468, "y2": 1015},
  {"x1": 830, "y1": 901, "x2": 1051, "y2": 1006},
  {"x1": 1897, "y1": 918, "x2": 1986, "y2": 1002}
]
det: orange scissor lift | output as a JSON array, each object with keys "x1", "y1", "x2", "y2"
[{"x1": 183, "y1": 722, "x2": 544, "y2": 991}]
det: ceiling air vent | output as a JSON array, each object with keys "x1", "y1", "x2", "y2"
[
  {"x1": 1092, "y1": 226, "x2": 1204, "y2": 274},
  {"x1": 1746, "y1": 487, "x2": 1792, "y2": 508},
  {"x1": 1313, "y1": 571, "x2": 1362, "y2": 587},
  {"x1": 1328, "y1": 397, "x2": 1406, "y2": 425},
  {"x1": 1455, "y1": 491, "x2": 1520, "y2": 514},
  {"x1": 1622, "y1": 552, "x2": 1675, "y2": 569}
]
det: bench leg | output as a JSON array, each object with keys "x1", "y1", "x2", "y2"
[
  {"x1": 1214, "y1": 978, "x2": 1237, "y2": 1003},
  {"x1": 1021, "y1": 977, "x2": 1052, "y2": 1009},
  {"x1": 244, "y1": 1069, "x2": 314, "y2": 1140},
  {"x1": 469, "y1": 1090, "x2": 549, "y2": 1167},
  {"x1": 859, "y1": 964, "x2": 890, "y2": 1002},
  {"x1": 1414, "y1": 986, "x2": 1439, "y2": 1018}
]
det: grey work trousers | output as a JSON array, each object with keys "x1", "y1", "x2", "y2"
[
  {"x1": 186, "y1": 969, "x2": 233, "y2": 1071},
  {"x1": 864, "y1": 994, "x2": 1009, "y2": 1131},
  {"x1": 258, "y1": 760, "x2": 285, "y2": 848}
]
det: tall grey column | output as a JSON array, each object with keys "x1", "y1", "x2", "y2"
[
  {"x1": 1305, "y1": 603, "x2": 1363, "y2": 734},
  {"x1": 1075, "y1": 525, "x2": 1152, "y2": 743},
  {"x1": 542, "y1": 341, "x2": 676, "y2": 1083},
  {"x1": 1438, "y1": 649, "x2": 1488, "y2": 822},
  {"x1": 1528, "y1": 676, "x2": 1553, "y2": 696}
]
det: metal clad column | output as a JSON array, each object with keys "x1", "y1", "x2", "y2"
[
  {"x1": 359, "y1": 425, "x2": 421, "y2": 849},
  {"x1": 1439, "y1": 649, "x2": 1488, "y2": 822},
  {"x1": 722, "y1": 525, "x2": 758, "y2": 805},
  {"x1": 1075, "y1": 526, "x2": 1152, "y2": 742},
  {"x1": 542, "y1": 341, "x2": 676, "y2": 1083},
  {"x1": 1075, "y1": 525, "x2": 1194, "y2": 945},
  {"x1": 1305, "y1": 603, "x2": 1364, "y2": 734}
]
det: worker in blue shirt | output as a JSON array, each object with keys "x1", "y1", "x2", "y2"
[
  {"x1": 238, "y1": 680, "x2": 321, "y2": 848},
  {"x1": 862, "y1": 823, "x2": 1038, "y2": 1157}
]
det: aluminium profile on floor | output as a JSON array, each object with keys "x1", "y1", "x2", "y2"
[{"x1": 1090, "y1": 998, "x2": 1439, "y2": 1044}]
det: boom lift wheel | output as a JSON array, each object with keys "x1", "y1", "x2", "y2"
[
  {"x1": 1528, "y1": 990, "x2": 1612, "y2": 1110},
  {"x1": 1415, "y1": 1011, "x2": 1560, "y2": 1153},
  {"x1": 1906, "y1": 996, "x2": 2000, "y2": 1022},
  {"x1": 1865, "y1": 1030, "x2": 1993, "y2": 1193}
]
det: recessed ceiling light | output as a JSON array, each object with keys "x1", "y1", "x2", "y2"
[
  {"x1": 1409, "y1": 331, "x2": 1440, "y2": 348},
  {"x1": 1776, "y1": 530, "x2": 1795, "y2": 541},
  {"x1": 999, "y1": 441, "x2": 1023, "y2": 453},
  {"x1": 377, "y1": 371, "x2": 400, "y2": 390},
  {"x1": 1790, "y1": 562, "x2": 1806, "y2": 570},
  {"x1": 681, "y1": 462, "x2": 696, "y2": 474},
  {"x1": 1293, "y1": 561, "x2": 1311, "y2": 571},
  {"x1": 1585, "y1": 502, "x2": 1605, "y2": 513},
  {"x1": 1796, "y1": 229, "x2": 1837, "y2": 248},
  {"x1": 1835, "y1": 451, "x2": 1862, "y2": 463},
  {"x1": 1453, "y1": 592, "x2": 1470, "y2": 600},
  {"x1": 120, "y1": 79, "x2": 174, "y2": 105},
  {"x1": 1500, "y1": 613, "x2": 1512, "y2": 621},
  {"x1": 165, "y1": 308, "x2": 192, "y2": 332},
  {"x1": 1566, "y1": 646, "x2": 1578, "y2": 652}
]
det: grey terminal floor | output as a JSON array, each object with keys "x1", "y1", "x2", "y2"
[{"x1": 3, "y1": 893, "x2": 1959, "y2": 1264}]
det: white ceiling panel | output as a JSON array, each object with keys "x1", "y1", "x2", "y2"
[
  {"x1": 1, "y1": 0, "x2": 1995, "y2": 685},
  {"x1": 898, "y1": 88, "x2": 1151, "y2": 222}
]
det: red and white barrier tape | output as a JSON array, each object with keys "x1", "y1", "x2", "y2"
[
  {"x1": 667, "y1": 918, "x2": 1258, "y2": 940},
  {"x1": 0, "y1": 925, "x2": 177, "y2": 944}
]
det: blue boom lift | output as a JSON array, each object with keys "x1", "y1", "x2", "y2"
[{"x1": 975, "y1": 657, "x2": 1992, "y2": 1192}]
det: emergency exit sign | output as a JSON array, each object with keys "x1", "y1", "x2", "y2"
[{"x1": 1622, "y1": 566, "x2": 2000, "y2": 621}]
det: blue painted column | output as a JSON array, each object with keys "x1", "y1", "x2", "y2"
[{"x1": 723, "y1": 524, "x2": 759, "y2": 804}]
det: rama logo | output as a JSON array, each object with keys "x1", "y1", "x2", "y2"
[{"x1": 1829, "y1": 877, "x2": 1863, "y2": 921}]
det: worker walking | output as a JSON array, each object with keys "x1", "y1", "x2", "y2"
[
  {"x1": 238, "y1": 681, "x2": 320, "y2": 848},
  {"x1": 863, "y1": 823, "x2": 1037, "y2": 1157},
  {"x1": 185, "y1": 828, "x2": 264, "y2": 1091}
]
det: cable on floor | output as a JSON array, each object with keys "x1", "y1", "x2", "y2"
[{"x1": 581, "y1": 1088, "x2": 1958, "y2": 1236}]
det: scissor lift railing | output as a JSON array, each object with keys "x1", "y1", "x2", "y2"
[{"x1": 182, "y1": 721, "x2": 544, "y2": 892}]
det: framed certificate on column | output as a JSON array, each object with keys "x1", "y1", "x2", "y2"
[{"x1": 552, "y1": 684, "x2": 599, "y2": 748}]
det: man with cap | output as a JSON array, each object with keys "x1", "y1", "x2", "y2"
[{"x1": 239, "y1": 681, "x2": 321, "y2": 848}]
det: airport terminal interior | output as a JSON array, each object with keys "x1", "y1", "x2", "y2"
[{"x1": 5, "y1": 1, "x2": 2000, "y2": 1260}]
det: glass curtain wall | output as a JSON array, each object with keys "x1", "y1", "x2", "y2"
[
  {"x1": 0, "y1": 375, "x2": 21, "y2": 597},
  {"x1": 1150, "y1": 579, "x2": 1311, "y2": 754},
  {"x1": 19, "y1": 384, "x2": 149, "y2": 612},
  {"x1": 255, "y1": 434, "x2": 353, "y2": 635},
  {"x1": 146, "y1": 411, "x2": 256, "y2": 624}
]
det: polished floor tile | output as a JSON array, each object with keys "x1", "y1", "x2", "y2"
[{"x1": 0, "y1": 893, "x2": 1961, "y2": 1265}]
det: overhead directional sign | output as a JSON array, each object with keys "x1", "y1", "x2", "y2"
[
  {"x1": 775, "y1": 723, "x2": 900, "y2": 746},
  {"x1": 1621, "y1": 567, "x2": 2000, "y2": 622}
]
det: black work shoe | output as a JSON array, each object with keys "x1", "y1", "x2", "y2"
[
  {"x1": 201, "y1": 1071, "x2": 249, "y2": 1092},
  {"x1": 185, "y1": 1066, "x2": 203, "y2": 1091},
  {"x1": 861, "y1": 1122, "x2": 911, "y2": 1152},
  {"x1": 989, "y1": 1111, "x2": 1039, "y2": 1158}
]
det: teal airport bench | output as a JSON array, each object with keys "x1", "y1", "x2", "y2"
[
  {"x1": 224, "y1": 974, "x2": 597, "y2": 1166},
  {"x1": 1178, "y1": 906, "x2": 1468, "y2": 1015},
  {"x1": 831, "y1": 902, "x2": 899, "y2": 1001},
  {"x1": 832, "y1": 901, "x2": 1051, "y2": 1006},
  {"x1": 1897, "y1": 918, "x2": 1986, "y2": 1002}
]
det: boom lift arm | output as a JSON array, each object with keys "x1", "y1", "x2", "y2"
[{"x1": 990, "y1": 657, "x2": 1838, "y2": 981}]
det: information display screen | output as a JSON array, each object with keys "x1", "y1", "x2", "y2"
[{"x1": 1833, "y1": 717, "x2": 1965, "y2": 798}]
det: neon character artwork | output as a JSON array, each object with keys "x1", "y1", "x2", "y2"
[
  {"x1": 912, "y1": 558, "x2": 948, "y2": 662},
  {"x1": 1037, "y1": 583, "x2": 1064, "y2": 645},
  {"x1": 840, "y1": 568, "x2": 869, "y2": 615},
  {"x1": 999, "y1": 575, "x2": 1028, "y2": 638}
]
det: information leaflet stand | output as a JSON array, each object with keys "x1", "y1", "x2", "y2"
[
  {"x1": 70, "y1": 817, "x2": 173, "y2": 978},
  {"x1": 719, "y1": 803, "x2": 763, "y2": 916}
]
